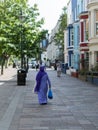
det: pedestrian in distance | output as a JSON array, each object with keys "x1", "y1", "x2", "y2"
[
  {"x1": 35, "y1": 63, "x2": 39, "y2": 71},
  {"x1": 34, "y1": 65, "x2": 51, "y2": 105},
  {"x1": 56, "y1": 61, "x2": 61, "y2": 77}
]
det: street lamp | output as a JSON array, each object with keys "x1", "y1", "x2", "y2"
[
  {"x1": 19, "y1": 9, "x2": 24, "y2": 69},
  {"x1": 17, "y1": 9, "x2": 26, "y2": 86},
  {"x1": 39, "y1": 41, "x2": 42, "y2": 64}
]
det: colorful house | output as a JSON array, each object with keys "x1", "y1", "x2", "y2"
[
  {"x1": 66, "y1": 0, "x2": 89, "y2": 75},
  {"x1": 78, "y1": 0, "x2": 89, "y2": 70},
  {"x1": 67, "y1": 0, "x2": 74, "y2": 68},
  {"x1": 87, "y1": 0, "x2": 98, "y2": 70},
  {"x1": 66, "y1": 0, "x2": 80, "y2": 75},
  {"x1": 72, "y1": 0, "x2": 80, "y2": 71}
]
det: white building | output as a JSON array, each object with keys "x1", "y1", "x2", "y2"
[
  {"x1": 64, "y1": 30, "x2": 68, "y2": 64},
  {"x1": 87, "y1": 0, "x2": 98, "y2": 69},
  {"x1": 47, "y1": 20, "x2": 61, "y2": 64}
]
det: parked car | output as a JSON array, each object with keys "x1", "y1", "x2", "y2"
[
  {"x1": 31, "y1": 60, "x2": 36, "y2": 68},
  {"x1": 32, "y1": 62, "x2": 36, "y2": 68},
  {"x1": 28, "y1": 62, "x2": 32, "y2": 68}
]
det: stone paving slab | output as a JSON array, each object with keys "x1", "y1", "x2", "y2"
[{"x1": 0, "y1": 68, "x2": 98, "y2": 130}]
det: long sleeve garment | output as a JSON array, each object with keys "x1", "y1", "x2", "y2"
[{"x1": 38, "y1": 73, "x2": 51, "y2": 104}]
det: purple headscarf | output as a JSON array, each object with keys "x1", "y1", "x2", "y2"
[{"x1": 34, "y1": 66, "x2": 46, "y2": 92}]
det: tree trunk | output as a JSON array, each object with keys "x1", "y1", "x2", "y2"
[
  {"x1": 1, "y1": 57, "x2": 5, "y2": 75},
  {"x1": 5, "y1": 58, "x2": 8, "y2": 68},
  {"x1": 1, "y1": 63, "x2": 4, "y2": 75}
]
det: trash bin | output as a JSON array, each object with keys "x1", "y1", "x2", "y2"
[
  {"x1": 61, "y1": 63, "x2": 67, "y2": 74},
  {"x1": 17, "y1": 69, "x2": 26, "y2": 85}
]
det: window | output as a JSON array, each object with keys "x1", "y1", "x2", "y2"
[
  {"x1": 77, "y1": 5, "x2": 79, "y2": 16},
  {"x1": 96, "y1": 52, "x2": 98, "y2": 63},
  {"x1": 71, "y1": 54, "x2": 74, "y2": 67},
  {"x1": 95, "y1": 10, "x2": 98, "y2": 35},
  {"x1": 70, "y1": 29, "x2": 74, "y2": 46},
  {"x1": 84, "y1": 19, "x2": 89, "y2": 41},
  {"x1": 77, "y1": 26, "x2": 80, "y2": 44},
  {"x1": 81, "y1": 0, "x2": 83, "y2": 12},
  {"x1": 89, "y1": 12, "x2": 91, "y2": 37},
  {"x1": 75, "y1": 8, "x2": 77, "y2": 21},
  {"x1": 96, "y1": 23, "x2": 98, "y2": 35},
  {"x1": 85, "y1": 52, "x2": 89, "y2": 63}
]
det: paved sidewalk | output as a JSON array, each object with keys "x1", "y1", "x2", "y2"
[
  {"x1": 0, "y1": 66, "x2": 17, "y2": 80},
  {"x1": 0, "y1": 67, "x2": 98, "y2": 130}
]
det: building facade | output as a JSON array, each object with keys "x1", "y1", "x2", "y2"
[
  {"x1": 87, "y1": 0, "x2": 98, "y2": 70},
  {"x1": 47, "y1": 0, "x2": 98, "y2": 72},
  {"x1": 65, "y1": 0, "x2": 98, "y2": 74},
  {"x1": 67, "y1": 0, "x2": 74, "y2": 68},
  {"x1": 47, "y1": 20, "x2": 61, "y2": 65},
  {"x1": 78, "y1": 0, "x2": 89, "y2": 71}
]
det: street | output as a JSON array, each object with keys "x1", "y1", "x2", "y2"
[{"x1": 0, "y1": 67, "x2": 98, "y2": 130}]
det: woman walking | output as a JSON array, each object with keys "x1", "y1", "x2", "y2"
[{"x1": 34, "y1": 65, "x2": 51, "y2": 105}]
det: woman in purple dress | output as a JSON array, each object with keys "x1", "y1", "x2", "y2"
[{"x1": 34, "y1": 66, "x2": 51, "y2": 105}]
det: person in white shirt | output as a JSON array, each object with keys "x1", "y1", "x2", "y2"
[{"x1": 56, "y1": 61, "x2": 61, "y2": 77}]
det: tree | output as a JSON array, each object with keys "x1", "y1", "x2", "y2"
[
  {"x1": 0, "y1": 0, "x2": 44, "y2": 74},
  {"x1": 54, "y1": 7, "x2": 67, "y2": 62},
  {"x1": 32, "y1": 29, "x2": 48, "y2": 61}
]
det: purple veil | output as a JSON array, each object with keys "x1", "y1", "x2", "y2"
[{"x1": 34, "y1": 66, "x2": 46, "y2": 92}]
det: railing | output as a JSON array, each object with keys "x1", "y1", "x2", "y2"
[{"x1": 88, "y1": 0, "x2": 98, "y2": 4}]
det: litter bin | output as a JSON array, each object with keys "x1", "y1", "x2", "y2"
[
  {"x1": 17, "y1": 69, "x2": 26, "y2": 85},
  {"x1": 61, "y1": 63, "x2": 68, "y2": 74}
]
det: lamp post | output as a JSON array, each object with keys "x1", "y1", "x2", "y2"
[
  {"x1": 39, "y1": 41, "x2": 42, "y2": 65},
  {"x1": 17, "y1": 9, "x2": 26, "y2": 86},
  {"x1": 19, "y1": 9, "x2": 24, "y2": 69}
]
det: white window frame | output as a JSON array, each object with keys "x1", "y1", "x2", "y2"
[
  {"x1": 84, "y1": 19, "x2": 89, "y2": 41},
  {"x1": 70, "y1": 29, "x2": 74, "y2": 46}
]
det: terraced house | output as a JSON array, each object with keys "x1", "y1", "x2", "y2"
[
  {"x1": 65, "y1": 0, "x2": 98, "y2": 76},
  {"x1": 87, "y1": 0, "x2": 98, "y2": 70}
]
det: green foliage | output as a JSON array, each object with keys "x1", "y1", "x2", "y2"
[
  {"x1": 0, "y1": 0, "x2": 44, "y2": 58},
  {"x1": 53, "y1": 7, "x2": 67, "y2": 61},
  {"x1": 54, "y1": 7, "x2": 67, "y2": 45},
  {"x1": 0, "y1": 0, "x2": 45, "y2": 73},
  {"x1": 91, "y1": 63, "x2": 98, "y2": 71},
  {"x1": 78, "y1": 69, "x2": 87, "y2": 75}
]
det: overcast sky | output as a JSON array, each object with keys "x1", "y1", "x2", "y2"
[{"x1": 28, "y1": 0, "x2": 69, "y2": 32}]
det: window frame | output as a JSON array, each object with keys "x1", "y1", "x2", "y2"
[
  {"x1": 95, "y1": 10, "x2": 98, "y2": 36},
  {"x1": 70, "y1": 29, "x2": 74, "y2": 46}
]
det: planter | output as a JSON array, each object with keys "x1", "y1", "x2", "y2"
[
  {"x1": 71, "y1": 72, "x2": 78, "y2": 78},
  {"x1": 93, "y1": 76, "x2": 98, "y2": 86},
  {"x1": 86, "y1": 71, "x2": 98, "y2": 85},
  {"x1": 78, "y1": 74, "x2": 87, "y2": 81},
  {"x1": 86, "y1": 75, "x2": 93, "y2": 84}
]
